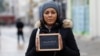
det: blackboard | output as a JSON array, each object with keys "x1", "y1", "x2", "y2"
[
  {"x1": 40, "y1": 35, "x2": 58, "y2": 49},
  {"x1": 38, "y1": 33, "x2": 61, "y2": 51}
]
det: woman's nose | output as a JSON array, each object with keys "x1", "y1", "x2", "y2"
[{"x1": 48, "y1": 13, "x2": 52, "y2": 16}]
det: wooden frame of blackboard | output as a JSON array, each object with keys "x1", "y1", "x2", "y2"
[{"x1": 37, "y1": 33, "x2": 62, "y2": 51}]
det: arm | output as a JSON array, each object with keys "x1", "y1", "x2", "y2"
[
  {"x1": 61, "y1": 28, "x2": 80, "y2": 56},
  {"x1": 16, "y1": 22, "x2": 18, "y2": 28},
  {"x1": 25, "y1": 29, "x2": 37, "y2": 56}
]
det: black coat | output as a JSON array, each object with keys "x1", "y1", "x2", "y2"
[
  {"x1": 25, "y1": 20, "x2": 80, "y2": 56},
  {"x1": 16, "y1": 21, "x2": 24, "y2": 35}
]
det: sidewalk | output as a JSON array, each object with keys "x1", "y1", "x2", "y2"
[
  {"x1": 76, "y1": 37, "x2": 100, "y2": 56},
  {"x1": 0, "y1": 35, "x2": 27, "y2": 56},
  {"x1": 0, "y1": 26, "x2": 33, "y2": 56}
]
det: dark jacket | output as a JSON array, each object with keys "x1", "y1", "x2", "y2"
[
  {"x1": 16, "y1": 21, "x2": 24, "y2": 35},
  {"x1": 25, "y1": 19, "x2": 80, "y2": 56}
]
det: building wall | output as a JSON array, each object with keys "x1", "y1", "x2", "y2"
[{"x1": 67, "y1": 0, "x2": 100, "y2": 39}]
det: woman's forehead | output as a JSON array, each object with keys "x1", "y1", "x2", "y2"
[{"x1": 44, "y1": 8, "x2": 57, "y2": 11}]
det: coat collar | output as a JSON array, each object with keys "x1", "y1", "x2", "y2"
[{"x1": 34, "y1": 19, "x2": 73, "y2": 28}]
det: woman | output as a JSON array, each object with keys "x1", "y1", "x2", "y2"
[{"x1": 25, "y1": 1, "x2": 80, "y2": 56}]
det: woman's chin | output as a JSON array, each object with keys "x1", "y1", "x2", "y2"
[{"x1": 47, "y1": 22, "x2": 54, "y2": 25}]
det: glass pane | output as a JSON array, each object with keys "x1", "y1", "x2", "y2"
[
  {"x1": 71, "y1": 0, "x2": 89, "y2": 6},
  {"x1": 0, "y1": 0, "x2": 5, "y2": 12},
  {"x1": 71, "y1": 0, "x2": 89, "y2": 35}
]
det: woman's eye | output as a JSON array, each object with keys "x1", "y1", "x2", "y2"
[
  {"x1": 51, "y1": 11, "x2": 56, "y2": 14},
  {"x1": 44, "y1": 11, "x2": 56, "y2": 14},
  {"x1": 44, "y1": 11, "x2": 49, "y2": 14}
]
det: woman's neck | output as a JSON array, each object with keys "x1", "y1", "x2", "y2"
[{"x1": 45, "y1": 24, "x2": 53, "y2": 29}]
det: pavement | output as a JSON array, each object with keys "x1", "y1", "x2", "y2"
[
  {"x1": 0, "y1": 26, "x2": 100, "y2": 56},
  {"x1": 75, "y1": 36, "x2": 100, "y2": 56},
  {"x1": 0, "y1": 25, "x2": 33, "y2": 56}
]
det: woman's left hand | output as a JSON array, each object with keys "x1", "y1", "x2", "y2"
[{"x1": 59, "y1": 35, "x2": 63, "y2": 50}]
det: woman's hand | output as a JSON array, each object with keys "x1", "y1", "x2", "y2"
[
  {"x1": 35, "y1": 37, "x2": 40, "y2": 52},
  {"x1": 59, "y1": 35, "x2": 63, "y2": 50}
]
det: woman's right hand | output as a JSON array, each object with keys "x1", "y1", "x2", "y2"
[{"x1": 35, "y1": 37, "x2": 40, "y2": 52}]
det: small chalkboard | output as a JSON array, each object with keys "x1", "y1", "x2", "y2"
[{"x1": 37, "y1": 33, "x2": 62, "y2": 51}]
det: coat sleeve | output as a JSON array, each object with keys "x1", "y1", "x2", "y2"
[
  {"x1": 25, "y1": 29, "x2": 37, "y2": 56},
  {"x1": 61, "y1": 28, "x2": 80, "y2": 56}
]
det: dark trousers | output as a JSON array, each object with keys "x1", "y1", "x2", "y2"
[{"x1": 17, "y1": 33, "x2": 25, "y2": 44}]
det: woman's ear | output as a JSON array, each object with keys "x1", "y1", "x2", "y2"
[{"x1": 62, "y1": 19, "x2": 73, "y2": 28}]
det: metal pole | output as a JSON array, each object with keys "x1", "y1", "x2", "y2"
[
  {"x1": 28, "y1": 0, "x2": 33, "y2": 26},
  {"x1": 0, "y1": 25, "x2": 1, "y2": 49}
]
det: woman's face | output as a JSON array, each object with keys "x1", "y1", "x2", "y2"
[{"x1": 43, "y1": 8, "x2": 57, "y2": 25}]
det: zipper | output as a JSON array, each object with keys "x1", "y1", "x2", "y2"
[
  {"x1": 48, "y1": 28, "x2": 56, "y2": 56},
  {"x1": 53, "y1": 52, "x2": 56, "y2": 56},
  {"x1": 49, "y1": 29, "x2": 51, "y2": 32}
]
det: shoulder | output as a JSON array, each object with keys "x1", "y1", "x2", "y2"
[
  {"x1": 60, "y1": 27, "x2": 73, "y2": 35},
  {"x1": 62, "y1": 19, "x2": 73, "y2": 28},
  {"x1": 31, "y1": 28, "x2": 38, "y2": 35},
  {"x1": 29, "y1": 28, "x2": 38, "y2": 40},
  {"x1": 32, "y1": 28, "x2": 38, "y2": 32},
  {"x1": 60, "y1": 28, "x2": 72, "y2": 33}
]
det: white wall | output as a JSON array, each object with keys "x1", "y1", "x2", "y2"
[
  {"x1": 90, "y1": 0, "x2": 100, "y2": 38},
  {"x1": 67, "y1": 0, "x2": 72, "y2": 19},
  {"x1": 18, "y1": 0, "x2": 29, "y2": 18}
]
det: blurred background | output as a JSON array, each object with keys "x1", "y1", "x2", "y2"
[{"x1": 0, "y1": 0, "x2": 100, "y2": 56}]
